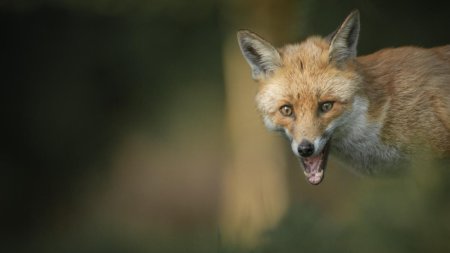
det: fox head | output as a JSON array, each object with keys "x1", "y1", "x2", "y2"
[{"x1": 237, "y1": 10, "x2": 363, "y2": 184}]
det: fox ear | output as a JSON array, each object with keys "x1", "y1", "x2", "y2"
[
  {"x1": 328, "y1": 10, "x2": 360, "y2": 64},
  {"x1": 237, "y1": 30, "x2": 282, "y2": 80}
]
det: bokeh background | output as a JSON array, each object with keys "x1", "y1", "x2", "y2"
[{"x1": 2, "y1": 0, "x2": 450, "y2": 252}]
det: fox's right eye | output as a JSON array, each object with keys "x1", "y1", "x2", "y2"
[
  {"x1": 279, "y1": 105, "x2": 293, "y2": 117},
  {"x1": 319, "y1": 101, "x2": 334, "y2": 113}
]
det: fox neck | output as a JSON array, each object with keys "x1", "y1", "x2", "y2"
[{"x1": 331, "y1": 95, "x2": 403, "y2": 174}]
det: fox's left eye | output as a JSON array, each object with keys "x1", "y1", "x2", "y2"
[{"x1": 319, "y1": 102, "x2": 334, "y2": 113}]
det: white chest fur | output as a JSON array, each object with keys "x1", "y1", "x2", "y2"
[{"x1": 330, "y1": 96, "x2": 403, "y2": 174}]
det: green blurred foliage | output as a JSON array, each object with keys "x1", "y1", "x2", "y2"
[
  {"x1": 1, "y1": 1, "x2": 224, "y2": 252},
  {"x1": 5, "y1": 0, "x2": 215, "y2": 18}
]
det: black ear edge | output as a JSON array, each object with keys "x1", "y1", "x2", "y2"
[
  {"x1": 236, "y1": 30, "x2": 260, "y2": 59},
  {"x1": 328, "y1": 9, "x2": 360, "y2": 43},
  {"x1": 328, "y1": 10, "x2": 361, "y2": 63},
  {"x1": 236, "y1": 29, "x2": 253, "y2": 39},
  {"x1": 236, "y1": 29, "x2": 282, "y2": 79},
  {"x1": 236, "y1": 30, "x2": 273, "y2": 51}
]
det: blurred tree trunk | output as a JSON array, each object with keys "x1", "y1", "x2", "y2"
[{"x1": 219, "y1": 0, "x2": 297, "y2": 249}]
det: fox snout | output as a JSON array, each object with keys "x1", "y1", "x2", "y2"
[
  {"x1": 290, "y1": 136, "x2": 332, "y2": 185},
  {"x1": 297, "y1": 139, "x2": 315, "y2": 157},
  {"x1": 291, "y1": 137, "x2": 329, "y2": 158}
]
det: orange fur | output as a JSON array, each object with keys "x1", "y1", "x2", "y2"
[
  {"x1": 357, "y1": 46, "x2": 450, "y2": 154},
  {"x1": 238, "y1": 11, "x2": 450, "y2": 181}
]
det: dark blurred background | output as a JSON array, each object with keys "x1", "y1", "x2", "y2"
[{"x1": 1, "y1": 0, "x2": 450, "y2": 252}]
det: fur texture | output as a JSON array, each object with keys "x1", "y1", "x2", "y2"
[{"x1": 237, "y1": 10, "x2": 450, "y2": 182}]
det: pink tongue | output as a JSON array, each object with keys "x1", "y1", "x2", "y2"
[{"x1": 303, "y1": 155, "x2": 324, "y2": 185}]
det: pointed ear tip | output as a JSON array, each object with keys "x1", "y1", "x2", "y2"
[
  {"x1": 237, "y1": 29, "x2": 251, "y2": 37},
  {"x1": 237, "y1": 30, "x2": 255, "y2": 42},
  {"x1": 350, "y1": 9, "x2": 360, "y2": 19}
]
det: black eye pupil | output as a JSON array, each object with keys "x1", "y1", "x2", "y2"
[
  {"x1": 280, "y1": 105, "x2": 292, "y2": 116},
  {"x1": 321, "y1": 102, "x2": 333, "y2": 112}
]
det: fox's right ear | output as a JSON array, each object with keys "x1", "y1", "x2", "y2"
[{"x1": 237, "y1": 30, "x2": 282, "y2": 80}]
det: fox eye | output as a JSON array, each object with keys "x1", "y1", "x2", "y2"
[
  {"x1": 319, "y1": 102, "x2": 334, "y2": 113},
  {"x1": 279, "y1": 105, "x2": 293, "y2": 117}
]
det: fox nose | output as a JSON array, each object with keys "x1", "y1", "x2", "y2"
[{"x1": 298, "y1": 140, "x2": 314, "y2": 157}]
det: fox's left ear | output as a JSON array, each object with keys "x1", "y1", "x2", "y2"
[{"x1": 328, "y1": 10, "x2": 360, "y2": 64}]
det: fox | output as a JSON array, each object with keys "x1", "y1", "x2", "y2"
[{"x1": 237, "y1": 10, "x2": 450, "y2": 185}]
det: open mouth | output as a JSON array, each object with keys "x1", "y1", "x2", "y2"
[{"x1": 300, "y1": 140, "x2": 331, "y2": 185}]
